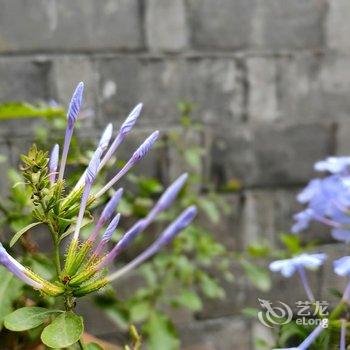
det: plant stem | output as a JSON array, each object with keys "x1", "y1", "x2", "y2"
[{"x1": 78, "y1": 338, "x2": 85, "y2": 350}]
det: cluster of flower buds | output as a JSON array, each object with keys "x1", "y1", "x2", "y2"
[
  {"x1": 0, "y1": 82, "x2": 197, "y2": 298},
  {"x1": 270, "y1": 157, "x2": 350, "y2": 349}
]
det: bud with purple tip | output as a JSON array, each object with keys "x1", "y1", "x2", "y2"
[
  {"x1": 96, "y1": 131, "x2": 159, "y2": 198},
  {"x1": 99, "y1": 103, "x2": 143, "y2": 170},
  {"x1": 59, "y1": 82, "x2": 84, "y2": 181},
  {"x1": 49, "y1": 144, "x2": 59, "y2": 184},
  {"x1": 107, "y1": 206, "x2": 197, "y2": 282}
]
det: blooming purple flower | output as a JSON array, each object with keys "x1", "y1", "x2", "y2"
[
  {"x1": 314, "y1": 156, "x2": 350, "y2": 174},
  {"x1": 269, "y1": 253, "x2": 327, "y2": 278},
  {"x1": 291, "y1": 209, "x2": 314, "y2": 234},
  {"x1": 333, "y1": 256, "x2": 350, "y2": 276},
  {"x1": 49, "y1": 144, "x2": 59, "y2": 184}
]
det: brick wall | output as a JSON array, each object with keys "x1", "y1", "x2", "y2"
[{"x1": 0, "y1": 1, "x2": 349, "y2": 349}]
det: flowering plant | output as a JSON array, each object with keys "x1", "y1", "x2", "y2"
[
  {"x1": 0, "y1": 83, "x2": 197, "y2": 349},
  {"x1": 268, "y1": 157, "x2": 350, "y2": 349}
]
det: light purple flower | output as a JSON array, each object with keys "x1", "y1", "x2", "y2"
[
  {"x1": 291, "y1": 209, "x2": 314, "y2": 233},
  {"x1": 314, "y1": 156, "x2": 350, "y2": 174},
  {"x1": 332, "y1": 229, "x2": 350, "y2": 243},
  {"x1": 107, "y1": 206, "x2": 197, "y2": 282},
  {"x1": 49, "y1": 144, "x2": 59, "y2": 184},
  {"x1": 0, "y1": 243, "x2": 42, "y2": 289},
  {"x1": 296, "y1": 179, "x2": 321, "y2": 203},
  {"x1": 333, "y1": 256, "x2": 350, "y2": 276},
  {"x1": 269, "y1": 253, "x2": 327, "y2": 278}
]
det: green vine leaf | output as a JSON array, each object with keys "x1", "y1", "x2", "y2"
[
  {"x1": 4, "y1": 307, "x2": 61, "y2": 331},
  {"x1": 41, "y1": 311, "x2": 84, "y2": 348},
  {"x1": 9, "y1": 222, "x2": 42, "y2": 247}
]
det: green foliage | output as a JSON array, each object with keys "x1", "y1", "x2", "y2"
[
  {"x1": 40, "y1": 311, "x2": 84, "y2": 348},
  {"x1": 4, "y1": 307, "x2": 61, "y2": 331}
]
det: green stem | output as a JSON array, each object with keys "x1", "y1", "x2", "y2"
[
  {"x1": 78, "y1": 338, "x2": 85, "y2": 350},
  {"x1": 48, "y1": 222, "x2": 61, "y2": 276},
  {"x1": 330, "y1": 300, "x2": 348, "y2": 320}
]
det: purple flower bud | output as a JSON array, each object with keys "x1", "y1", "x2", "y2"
[
  {"x1": 100, "y1": 188, "x2": 123, "y2": 224},
  {"x1": 94, "y1": 214, "x2": 121, "y2": 257},
  {"x1": 151, "y1": 173, "x2": 188, "y2": 216},
  {"x1": 86, "y1": 148, "x2": 102, "y2": 185},
  {"x1": 96, "y1": 131, "x2": 159, "y2": 198},
  {"x1": 67, "y1": 82, "x2": 84, "y2": 128},
  {"x1": 49, "y1": 144, "x2": 59, "y2": 184},
  {"x1": 333, "y1": 256, "x2": 350, "y2": 276},
  {"x1": 120, "y1": 103, "x2": 143, "y2": 136},
  {"x1": 131, "y1": 131, "x2": 159, "y2": 164},
  {"x1": 155, "y1": 205, "x2": 197, "y2": 247},
  {"x1": 98, "y1": 123, "x2": 113, "y2": 152},
  {"x1": 107, "y1": 206, "x2": 197, "y2": 282},
  {"x1": 0, "y1": 243, "x2": 42, "y2": 289}
]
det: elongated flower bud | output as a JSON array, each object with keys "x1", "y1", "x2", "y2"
[
  {"x1": 96, "y1": 131, "x2": 159, "y2": 198},
  {"x1": 120, "y1": 103, "x2": 143, "y2": 136},
  {"x1": 94, "y1": 213, "x2": 121, "y2": 256},
  {"x1": 148, "y1": 173, "x2": 188, "y2": 220},
  {"x1": 0, "y1": 244, "x2": 64, "y2": 296},
  {"x1": 0, "y1": 243, "x2": 42, "y2": 289},
  {"x1": 49, "y1": 144, "x2": 59, "y2": 184},
  {"x1": 87, "y1": 188, "x2": 123, "y2": 243},
  {"x1": 99, "y1": 103, "x2": 143, "y2": 170},
  {"x1": 86, "y1": 148, "x2": 102, "y2": 185},
  {"x1": 59, "y1": 82, "x2": 84, "y2": 180},
  {"x1": 107, "y1": 206, "x2": 197, "y2": 282},
  {"x1": 98, "y1": 123, "x2": 113, "y2": 152},
  {"x1": 67, "y1": 82, "x2": 84, "y2": 128}
]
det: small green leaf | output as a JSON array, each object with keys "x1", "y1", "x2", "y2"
[
  {"x1": 240, "y1": 259, "x2": 271, "y2": 292},
  {"x1": 4, "y1": 307, "x2": 60, "y2": 331},
  {"x1": 172, "y1": 290, "x2": 203, "y2": 311},
  {"x1": 142, "y1": 312, "x2": 179, "y2": 350},
  {"x1": 10, "y1": 222, "x2": 42, "y2": 247},
  {"x1": 41, "y1": 311, "x2": 84, "y2": 348}
]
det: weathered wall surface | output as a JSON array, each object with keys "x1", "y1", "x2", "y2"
[{"x1": 0, "y1": 1, "x2": 349, "y2": 349}]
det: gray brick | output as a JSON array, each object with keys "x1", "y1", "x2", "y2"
[
  {"x1": 0, "y1": 143, "x2": 10, "y2": 196},
  {"x1": 145, "y1": 0, "x2": 188, "y2": 52},
  {"x1": 210, "y1": 122, "x2": 334, "y2": 187},
  {"x1": 336, "y1": 120, "x2": 350, "y2": 155},
  {"x1": 187, "y1": 0, "x2": 256, "y2": 50},
  {"x1": 180, "y1": 317, "x2": 251, "y2": 350},
  {"x1": 0, "y1": 0, "x2": 142, "y2": 52},
  {"x1": 326, "y1": 0, "x2": 350, "y2": 51},
  {"x1": 252, "y1": 0, "x2": 326, "y2": 50},
  {"x1": 98, "y1": 57, "x2": 244, "y2": 126},
  {"x1": 247, "y1": 57, "x2": 279, "y2": 122}
]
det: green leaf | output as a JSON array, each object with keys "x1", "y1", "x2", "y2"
[
  {"x1": 280, "y1": 233, "x2": 302, "y2": 254},
  {"x1": 142, "y1": 312, "x2": 179, "y2": 350},
  {"x1": 129, "y1": 301, "x2": 151, "y2": 323},
  {"x1": 41, "y1": 311, "x2": 84, "y2": 348},
  {"x1": 10, "y1": 222, "x2": 42, "y2": 247},
  {"x1": 171, "y1": 290, "x2": 203, "y2": 311},
  {"x1": 4, "y1": 307, "x2": 60, "y2": 331},
  {"x1": 240, "y1": 259, "x2": 271, "y2": 292},
  {"x1": 0, "y1": 266, "x2": 23, "y2": 329},
  {"x1": 198, "y1": 198, "x2": 220, "y2": 224}
]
